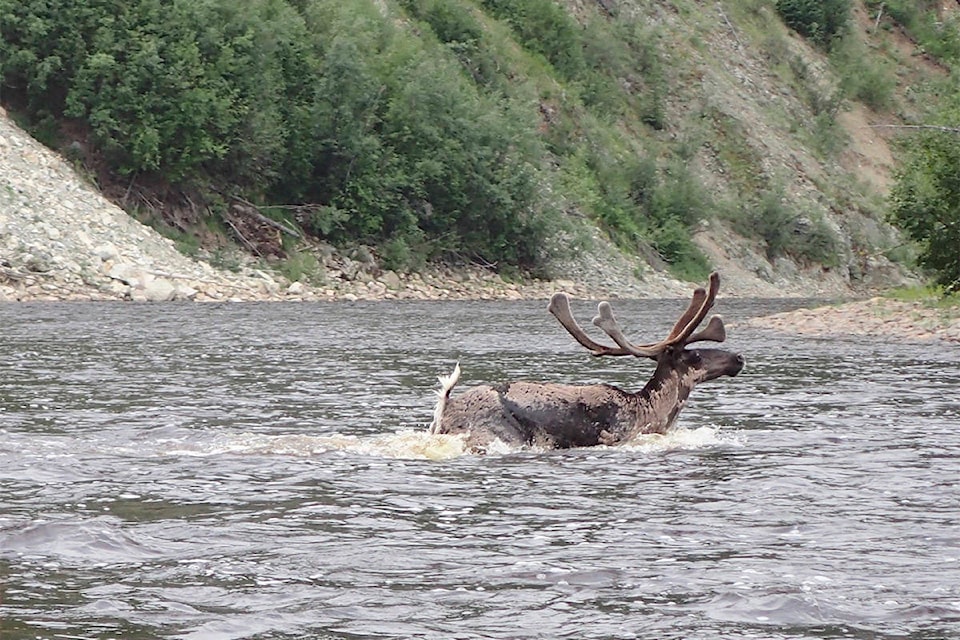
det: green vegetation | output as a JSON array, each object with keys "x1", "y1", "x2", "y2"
[
  {"x1": 775, "y1": 0, "x2": 851, "y2": 49},
  {"x1": 0, "y1": 0, "x2": 555, "y2": 272},
  {"x1": 889, "y1": 117, "x2": 960, "y2": 291},
  {"x1": 0, "y1": 0, "x2": 706, "y2": 278},
  {"x1": 726, "y1": 184, "x2": 843, "y2": 267},
  {"x1": 0, "y1": 0, "x2": 954, "y2": 284},
  {"x1": 866, "y1": 0, "x2": 960, "y2": 63},
  {"x1": 888, "y1": 285, "x2": 960, "y2": 308},
  {"x1": 872, "y1": 3, "x2": 960, "y2": 292}
]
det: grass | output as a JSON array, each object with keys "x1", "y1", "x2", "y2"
[{"x1": 887, "y1": 285, "x2": 960, "y2": 310}]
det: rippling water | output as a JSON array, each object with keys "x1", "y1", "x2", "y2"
[{"x1": 2, "y1": 299, "x2": 959, "y2": 639}]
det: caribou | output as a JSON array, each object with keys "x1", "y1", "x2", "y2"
[{"x1": 429, "y1": 272, "x2": 744, "y2": 451}]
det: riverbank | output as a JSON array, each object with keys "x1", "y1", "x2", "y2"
[
  {"x1": 2, "y1": 105, "x2": 703, "y2": 303},
  {"x1": 0, "y1": 106, "x2": 911, "y2": 305},
  {"x1": 746, "y1": 296, "x2": 960, "y2": 343}
]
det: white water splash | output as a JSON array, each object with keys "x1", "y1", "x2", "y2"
[
  {"x1": 619, "y1": 425, "x2": 742, "y2": 453},
  {"x1": 161, "y1": 425, "x2": 737, "y2": 460},
  {"x1": 165, "y1": 430, "x2": 469, "y2": 460}
]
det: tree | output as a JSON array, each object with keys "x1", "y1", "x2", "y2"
[
  {"x1": 889, "y1": 113, "x2": 960, "y2": 291},
  {"x1": 775, "y1": 0, "x2": 851, "y2": 49}
]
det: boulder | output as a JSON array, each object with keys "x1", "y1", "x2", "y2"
[
  {"x1": 378, "y1": 270, "x2": 402, "y2": 290},
  {"x1": 142, "y1": 277, "x2": 177, "y2": 302}
]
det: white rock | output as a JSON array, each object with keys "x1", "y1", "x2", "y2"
[
  {"x1": 143, "y1": 277, "x2": 177, "y2": 302},
  {"x1": 366, "y1": 280, "x2": 387, "y2": 295},
  {"x1": 44, "y1": 223, "x2": 61, "y2": 240},
  {"x1": 287, "y1": 281, "x2": 305, "y2": 295},
  {"x1": 107, "y1": 263, "x2": 144, "y2": 287},
  {"x1": 93, "y1": 243, "x2": 120, "y2": 262},
  {"x1": 175, "y1": 284, "x2": 199, "y2": 300},
  {"x1": 102, "y1": 280, "x2": 131, "y2": 298},
  {"x1": 254, "y1": 269, "x2": 276, "y2": 283}
]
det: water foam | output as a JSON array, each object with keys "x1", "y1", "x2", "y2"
[
  {"x1": 162, "y1": 425, "x2": 736, "y2": 460},
  {"x1": 176, "y1": 430, "x2": 470, "y2": 460},
  {"x1": 618, "y1": 425, "x2": 741, "y2": 453}
]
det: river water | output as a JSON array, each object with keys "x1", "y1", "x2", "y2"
[{"x1": 1, "y1": 298, "x2": 959, "y2": 639}]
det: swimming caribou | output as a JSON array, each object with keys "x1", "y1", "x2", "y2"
[{"x1": 429, "y1": 272, "x2": 744, "y2": 451}]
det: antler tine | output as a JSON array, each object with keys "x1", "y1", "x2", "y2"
[
  {"x1": 686, "y1": 315, "x2": 726, "y2": 344},
  {"x1": 665, "y1": 287, "x2": 706, "y2": 342},
  {"x1": 593, "y1": 302, "x2": 665, "y2": 358},
  {"x1": 669, "y1": 272, "x2": 721, "y2": 345},
  {"x1": 548, "y1": 293, "x2": 633, "y2": 356}
]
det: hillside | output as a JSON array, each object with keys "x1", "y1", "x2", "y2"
[{"x1": 2, "y1": 0, "x2": 958, "y2": 300}]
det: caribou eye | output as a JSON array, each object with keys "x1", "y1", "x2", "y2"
[{"x1": 688, "y1": 350, "x2": 702, "y2": 365}]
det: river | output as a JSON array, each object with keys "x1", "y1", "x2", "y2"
[{"x1": 1, "y1": 299, "x2": 958, "y2": 639}]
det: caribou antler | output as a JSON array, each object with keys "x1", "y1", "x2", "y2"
[
  {"x1": 593, "y1": 302, "x2": 665, "y2": 357},
  {"x1": 664, "y1": 271, "x2": 721, "y2": 345},
  {"x1": 548, "y1": 272, "x2": 727, "y2": 359},
  {"x1": 547, "y1": 292, "x2": 634, "y2": 356}
]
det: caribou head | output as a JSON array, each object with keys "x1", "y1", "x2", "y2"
[{"x1": 429, "y1": 272, "x2": 744, "y2": 452}]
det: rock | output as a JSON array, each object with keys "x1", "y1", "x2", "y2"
[
  {"x1": 378, "y1": 270, "x2": 402, "y2": 290},
  {"x1": 287, "y1": 281, "x2": 305, "y2": 295},
  {"x1": 340, "y1": 258, "x2": 361, "y2": 281},
  {"x1": 366, "y1": 280, "x2": 387, "y2": 296},
  {"x1": 93, "y1": 243, "x2": 120, "y2": 262},
  {"x1": 142, "y1": 277, "x2": 177, "y2": 302},
  {"x1": 43, "y1": 223, "x2": 62, "y2": 241},
  {"x1": 175, "y1": 284, "x2": 199, "y2": 300},
  {"x1": 107, "y1": 263, "x2": 145, "y2": 287},
  {"x1": 23, "y1": 252, "x2": 53, "y2": 273}
]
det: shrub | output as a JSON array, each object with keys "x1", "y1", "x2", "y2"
[
  {"x1": 479, "y1": 0, "x2": 585, "y2": 79},
  {"x1": 831, "y1": 38, "x2": 895, "y2": 111},
  {"x1": 731, "y1": 186, "x2": 843, "y2": 266},
  {"x1": 401, "y1": 0, "x2": 500, "y2": 86},
  {"x1": 867, "y1": 0, "x2": 960, "y2": 63},
  {"x1": 775, "y1": 0, "x2": 851, "y2": 49},
  {"x1": 279, "y1": 250, "x2": 324, "y2": 284},
  {"x1": 568, "y1": 146, "x2": 712, "y2": 279},
  {"x1": 649, "y1": 217, "x2": 712, "y2": 282},
  {"x1": 1, "y1": 0, "x2": 315, "y2": 186},
  {"x1": 0, "y1": 0, "x2": 566, "y2": 273},
  {"x1": 889, "y1": 120, "x2": 960, "y2": 291}
]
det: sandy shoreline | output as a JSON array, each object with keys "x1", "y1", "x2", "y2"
[{"x1": 746, "y1": 296, "x2": 960, "y2": 343}]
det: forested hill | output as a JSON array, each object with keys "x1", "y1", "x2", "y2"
[{"x1": 2, "y1": 0, "x2": 958, "y2": 294}]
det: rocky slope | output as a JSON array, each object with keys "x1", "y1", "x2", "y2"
[{"x1": 2, "y1": 106, "x2": 691, "y2": 302}]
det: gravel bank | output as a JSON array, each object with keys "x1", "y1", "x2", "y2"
[{"x1": 747, "y1": 297, "x2": 960, "y2": 343}]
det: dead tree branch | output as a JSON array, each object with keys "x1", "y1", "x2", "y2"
[
  {"x1": 229, "y1": 196, "x2": 302, "y2": 238},
  {"x1": 717, "y1": 2, "x2": 742, "y2": 49}
]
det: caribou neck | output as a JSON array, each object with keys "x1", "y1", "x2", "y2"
[{"x1": 625, "y1": 358, "x2": 698, "y2": 438}]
